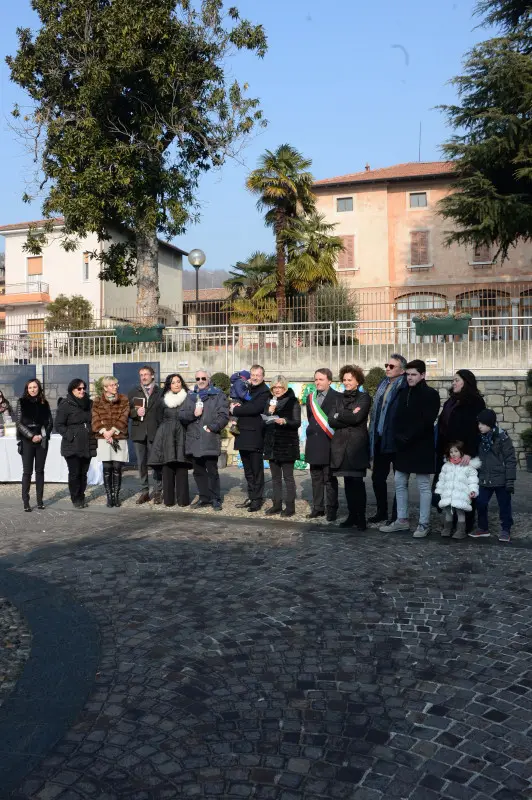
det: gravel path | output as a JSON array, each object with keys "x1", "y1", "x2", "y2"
[{"x1": 0, "y1": 597, "x2": 31, "y2": 711}]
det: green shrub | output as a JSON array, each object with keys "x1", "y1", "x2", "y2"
[
  {"x1": 527, "y1": 368, "x2": 532, "y2": 389},
  {"x1": 211, "y1": 372, "x2": 231, "y2": 396},
  {"x1": 364, "y1": 366, "x2": 386, "y2": 397},
  {"x1": 520, "y1": 427, "x2": 532, "y2": 452},
  {"x1": 526, "y1": 399, "x2": 532, "y2": 418}
]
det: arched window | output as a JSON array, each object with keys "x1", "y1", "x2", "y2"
[
  {"x1": 395, "y1": 292, "x2": 447, "y2": 343},
  {"x1": 457, "y1": 289, "x2": 510, "y2": 341}
]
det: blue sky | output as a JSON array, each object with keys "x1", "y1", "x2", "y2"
[{"x1": 0, "y1": 0, "x2": 490, "y2": 272}]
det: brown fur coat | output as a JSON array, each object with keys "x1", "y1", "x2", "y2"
[{"x1": 92, "y1": 394, "x2": 130, "y2": 439}]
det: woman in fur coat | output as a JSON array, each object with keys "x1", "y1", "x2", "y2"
[
  {"x1": 149, "y1": 373, "x2": 191, "y2": 507},
  {"x1": 92, "y1": 376, "x2": 130, "y2": 507},
  {"x1": 435, "y1": 440, "x2": 480, "y2": 540}
]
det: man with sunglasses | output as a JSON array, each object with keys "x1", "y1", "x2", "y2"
[
  {"x1": 179, "y1": 369, "x2": 229, "y2": 510},
  {"x1": 368, "y1": 354, "x2": 407, "y2": 525}
]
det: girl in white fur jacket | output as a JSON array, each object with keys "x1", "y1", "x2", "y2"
[{"x1": 435, "y1": 440, "x2": 480, "y2": 540}]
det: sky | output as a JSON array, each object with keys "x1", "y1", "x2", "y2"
[{"x1": 0, "y1": 0, "x2": 491, "y2": 274}]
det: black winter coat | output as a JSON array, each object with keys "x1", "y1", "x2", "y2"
[
  {"x1": 128, "y1": 384, "x2": 162, "y2": 443},
  {"x1": 304, "y1": 388, "x2": 342, "y2": 465},
  {"x1": 16, "y1": 397, "x2": 53, "y2": 443},
  {"x1": 437, "y1": 392, "x2": 486, "y2": 463},
  {"x1": 232, "y1": 381, "x2": 272, "y2": 452},
  {"x1": 394, "y1": 380, "x2": 440, "y2": 474},
  {"x1": 55, "y1": 393, "x2": 97, "y2": 459},
  {"x1": 148, "y1": 390, "x2": 189, "y2": 466},
  {"x1": 329, "y1": 390, "x2": 371, "y2": 472},
  {"x1": 478, "y1": 428, "x2": 517, "y2": 488},
  {"x1": 179, "y1": 387, "x2": 229, "y2": 458},
  {"x1": 263, "y1": 388, "x2": 301, "y2": 463}
]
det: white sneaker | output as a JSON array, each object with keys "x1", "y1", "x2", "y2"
[
  {"x1": 413, "y1": 524, "x2": 430, "y2": 538},
  {"x1": 379, "y1": 519, "x2": 410, "y2": 533}
]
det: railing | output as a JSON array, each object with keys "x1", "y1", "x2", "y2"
[
  {"x1": 0, "y1": 318, "x2": 530, "y2": 379},
  {"x1": 2, "y1": 281, "x2": 50, "y2": 295}
]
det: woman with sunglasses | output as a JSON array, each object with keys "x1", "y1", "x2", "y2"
[
  {"x1": 55, "y1": 378, "x2": 97, "y2": 509},
  {"x1": 92, "y1": 376, "x2": 130, "y2": 507},
  {"x1": 16, "y1": 378, "x2": 53, "y2": 511}
]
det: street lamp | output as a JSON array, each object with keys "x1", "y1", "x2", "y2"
[{"x1": 187, "y1": 249, "x2": 206, "y2": 303}]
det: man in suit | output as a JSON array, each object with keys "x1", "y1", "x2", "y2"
[
  {"x1": 305, "y1": 368, "x2": 341, "y2": 521},
  {"x1": 128, "y1": 365, "x2": 162, "y2": 504}
]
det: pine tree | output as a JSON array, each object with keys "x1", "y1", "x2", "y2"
[{"x1": 439, "y1": 0, "x2": 532, "y2": 259}]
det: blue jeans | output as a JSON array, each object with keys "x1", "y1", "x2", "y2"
[
  {"x1": 395, "y1": 471, "x2": 432, "y2": 526},
  {"x1": 477, "y1": 486, "x2": 513, "y2": 532}
]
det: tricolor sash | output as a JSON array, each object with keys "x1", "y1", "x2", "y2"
[{"x1": 309, "y1": 391, "x2": 334, "y2": 439}]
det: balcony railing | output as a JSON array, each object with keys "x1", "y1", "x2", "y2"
[{"x1": 3, "y1": 281, "x2": 50, "y2": 294}]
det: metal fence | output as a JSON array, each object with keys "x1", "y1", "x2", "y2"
[{"x1": 0, "y1": 318, "x2": 530, "y2": 382}]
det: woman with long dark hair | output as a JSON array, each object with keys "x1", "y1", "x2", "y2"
[
  {"x1": 329, "y1": 365, "x2": 372, "y2": 531},
  {"x1": 148, "y1": 373, "x2": 191, "y2": 507},
  {"x1": 16, "y1": 378, "x2": 53, "y2": 511},
  {"x1": 55, "y1": 378, "x2": 97, "y2": 508},
  {"x1": 435, "y1": 369, "x2": 486, "y2": 535}
]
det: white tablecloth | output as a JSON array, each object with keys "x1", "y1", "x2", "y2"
[{"x1": 0, "y1": 435, "x2": 103, "y2": 484}]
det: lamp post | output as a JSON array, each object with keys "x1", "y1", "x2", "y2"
[{"x1": 187, "y1": 249, "x2": 206, "y2": 303}]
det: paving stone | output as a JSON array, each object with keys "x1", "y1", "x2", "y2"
[{"x1": 0, "y1": 503, "x2": 530, "y2": 800}]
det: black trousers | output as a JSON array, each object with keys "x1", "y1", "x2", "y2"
[
  {"x1": 309, "y1": 464, "x2": 338, "y2": 514},
  {"x1": 65, "y1": 455, "x2": 91, "y2": 505},
  {"x1": 240, "y1": 450, "x2": 265, "y2": 501},
  {"x1": 192, "y1": 456, "x2": 221, "y2": 503},
  {"x1": 371, "y1": 438, "x2": 397, "y2": 520},
  {"x1": 162, "y1": 462, "x2": 190, "y2": 507},
  {"x1": 344, "y1": 476, "x2": 367, "y2": 525},
  {"x1": 21, "y1": 440, "x2": 48, "y2": 505},
  {"x1": 269, "y1": 460, "x2": 296, "y2": 509}
]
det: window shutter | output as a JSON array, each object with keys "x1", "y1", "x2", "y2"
[
  {"x1": 338, "y1": 235, "x2": 355, "y2": 270},
  {"x1": 410, "y1": 231, "x2": 429, "y2": 266},
  {"x1": 27, "y1": 256, "x2": 43, "y2": 276}
]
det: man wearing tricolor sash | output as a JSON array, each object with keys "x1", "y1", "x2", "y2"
[{"x1": 305, "y1": 368, "x2": 341, "y2": 521}]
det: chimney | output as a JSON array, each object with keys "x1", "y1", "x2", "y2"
[{"x1": 365, "y1": 163, "x2": 371, "y2": 172}]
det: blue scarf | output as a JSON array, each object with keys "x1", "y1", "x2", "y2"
[{"x1": 480, "y1": 428, "x2": 495, "y2": 453}]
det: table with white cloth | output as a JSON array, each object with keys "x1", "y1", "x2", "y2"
[{"x1": 0, "y1": 435, "x2": 103, "y2": 484}]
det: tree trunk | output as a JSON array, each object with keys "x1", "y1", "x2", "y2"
[
  {"x1": 136, "y1": 230, "x2": 160, "y2": 324},
  {"x1": 275, "y1": 215, "x2": 286, "y2": 322}
]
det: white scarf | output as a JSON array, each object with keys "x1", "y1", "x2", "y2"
[{"x1": 164, "y1": 388, "x2": 187, "y2": 408}]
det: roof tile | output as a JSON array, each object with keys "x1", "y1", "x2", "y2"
[{"x1": 313, "y1": 161, "x2": 456, "y2": 187}]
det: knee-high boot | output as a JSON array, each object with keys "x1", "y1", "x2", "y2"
[
  {"x1": 103, "y1": 464, "x2": 114, "y2": 507},
  {"x1": 112, "y1": 465, "x2": 122, "y2": 508}
]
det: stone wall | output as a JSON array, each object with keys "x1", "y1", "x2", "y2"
[{"x1": 431, "y1": 376, "x2": 531, "y2": 468}]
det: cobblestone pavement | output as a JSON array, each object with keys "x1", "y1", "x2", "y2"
[
  {"x1": 1, "y1": 504, "x2": 532, "y2": 800},
  {"x1": 0, "y1": 597, "x2": 31, "y2": 710}
]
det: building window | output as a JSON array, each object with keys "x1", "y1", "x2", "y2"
[
  {"x1": 337, "y1": 235, "x2": 355, "y2": 270},
  {"x1": 336, "y1": 197, "x2": 353, "y2": 213},
  {"x1": 457, "y1": 289, "x2": 510, "y2": 341},
  {"x1": 83, "y1": 252, "x2": 90, "y2": 281},
  {"x1": 409, "y1": 192, "x2": 427, "y2": 208},
  {"x1": 27, "y1": 256, "x2": 43, "y2": 276},
  {"x1": 410, "y1": 231, "x2": 430, "y2": 266},
  {"x1": 472, "y1": 243, "x2": 492, "y2": 263}
]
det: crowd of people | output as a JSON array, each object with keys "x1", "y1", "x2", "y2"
[{"x1": 9, "y1": 357, "x2": 517, "y2": 541}]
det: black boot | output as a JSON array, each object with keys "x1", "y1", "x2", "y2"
[
  {"x1": 112, "y1": 466, "x2": 122, "y2": 508},
  {"x1": 22, "y1": 472, "x2": 32, "y2": 512},
  {"x1": 281, "y1": 503, "x2": 295, "y2": 518},
  {"x1": 103, "y1": 465, "x2": 114, "y2": 507},
  {"x1": 36, "y1": 472, "x2": 45, "y2": 509}
]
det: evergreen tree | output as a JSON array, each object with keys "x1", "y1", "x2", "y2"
[
  {"x1": 7, "y1": 1, "x2": 266, "y2": 321},
  {"x1": 439, "y1": 0, "x2": 532, "y2": 259}
]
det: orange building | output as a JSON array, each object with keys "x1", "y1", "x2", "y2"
[{"x1": 313, "y1": 162, "x2": 532, "y2": 338}]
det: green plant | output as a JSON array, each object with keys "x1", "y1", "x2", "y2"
[
  {"x1": 525, "y1": 399, "x2": 532, "y2": 418},
  {"x1": 364, "y1": 366, "x2": 387, "y2": 397},
  {"x1": 527, "y1": 368, "x2": 532, "y2": 389},
  {"x1": 94, "y1": 377, "x2": 105, "y2": 397},
  {"x1": 211, "y1": 372, "x2": 231, "y2": 396},
  {"x1": 520, "y1": 427, "x2": 532, "y2": 452},
  {"x1": 45, "y1": 294, "x2": 94, "y2": 331}
]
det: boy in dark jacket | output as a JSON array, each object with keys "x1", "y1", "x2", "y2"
[
  {"x1": 470, "y1": 409, "x2": 516, "y2": 542},
  {"x1": 228, "y1": 370, "x2": 251, "y2": 436}
]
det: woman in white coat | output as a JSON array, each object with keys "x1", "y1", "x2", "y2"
[{"x1": 435, "y1": 440, "x2": 480, "y2": 540}]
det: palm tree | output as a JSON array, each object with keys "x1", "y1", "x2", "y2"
[
  {"x1": 284, "y1": 213, "x2": 344, "y2": 321},
  {"x1": 246, "y1": 144, "x2": 316, "y2": 318},
  {"x1": 223, "y1": 251, "x2": 276, "y2": 301}
]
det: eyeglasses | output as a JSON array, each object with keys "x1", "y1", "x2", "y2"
[
  {"x1": 74, "y1": 387, "x2": 86, "y2": 392},
  {"x1": 195, "y1": 377, "x2": 208, "y2": 382},
  {"x1": 384, "y1": 363, "x2": 398, "y2": 369}
]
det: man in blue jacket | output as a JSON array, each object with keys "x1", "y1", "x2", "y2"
[{"x1": 368, "y1": 353, "x2": 407, "y2": 524}]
